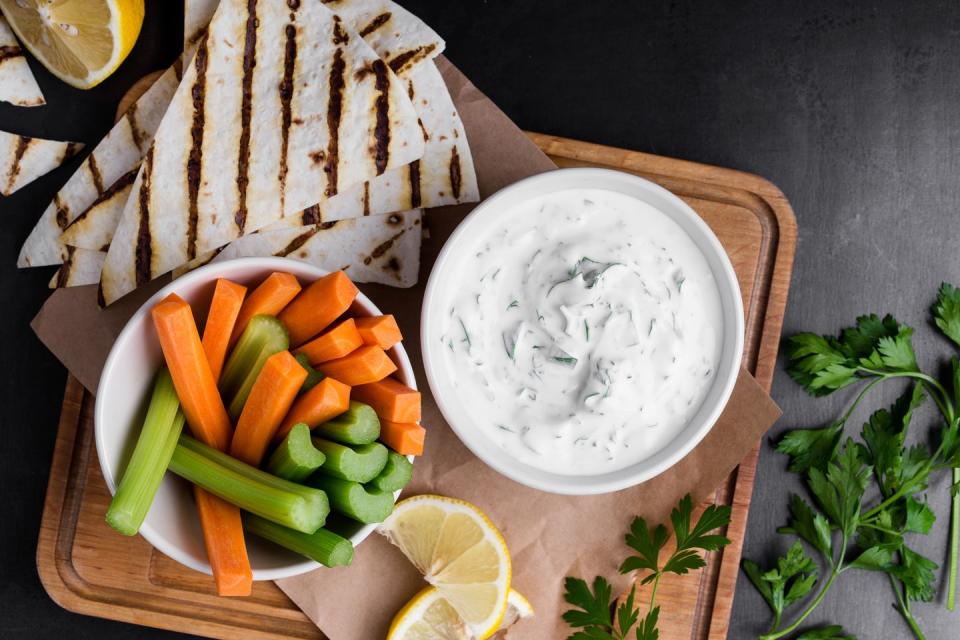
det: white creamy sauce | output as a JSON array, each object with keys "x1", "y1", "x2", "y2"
[{"x1": 439, "y1": 189, "x2": 724, "y2": 476}]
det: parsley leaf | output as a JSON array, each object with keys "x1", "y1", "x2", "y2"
[
  {"x1": 634, "y1": 607, "x2": 659, "y2": 640},
  {"x1": 778, "y1": 494, "x2": 833, "y2": 557},
  {"x1": 619, "y1": 517, "x2": 669, "y2": 577},
  {"x1": 807, "y1": 440, "x2": 870, "y2": 539},
  {"x1": 933, "y1": 283, "x2": 960, "y2": 348},
  {"x1": 891, "y1": 545, "x2": 938, "y2": 603},
  {"x1": 742, "y1": 541, "x2": 818, "y2": 621},
  {"x1": 796, "y1": 625, "x2": 857, "y2": 639},
  {"x1": 778, "y1": 421, "x2": 845, "y2": 473},
  {"x1": 562, "y1": 576, "x2": 614, "y2": 632}
]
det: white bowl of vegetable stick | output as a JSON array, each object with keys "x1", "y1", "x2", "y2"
[
  {"x1": 95, "y1": 256, "x2": 417, "y2": 581},
  {"x1": 422, "y1": 168, "x2": 744, "y2": 495}
]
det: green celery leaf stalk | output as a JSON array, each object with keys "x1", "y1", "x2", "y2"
[
  {"x1": 220, "y1": 314, "x2": 289, "y2": 420},
  {"x1": 366, "y1": 450, "x2": 413, "y2": 493},
  {"x1": 312, "y1": 401, "x2": 380, "y2": 445},
  {"x1": 243, "y1": 513, "x2": 353, "y2": 567},
  {"x1": 311, "y1": 438, "x2": 388, "y2": 483},
  {"x1": 309, "y1": 475, "x2": 396, "y2": 523},
  {"x1": 106, "y1": 368, "x2": 185, "y2": 536},
  {"x1": 267, "y1": 423, "x2": 326, "y2": 482},
  {"x1": 294, "y1": 353, "x2": 325, "y2": 394},
  {"x1": 169, "y1": 434, "x2": 328, "y2": 533}
]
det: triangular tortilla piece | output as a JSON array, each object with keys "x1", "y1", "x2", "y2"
[
  {"x1": 17, "y1": 65, "x2": 181, "y2": 267},
  {"x1": 187, "y1": 210, "x2": 422, "y2": 287},
  {"x1": 0, "y1": 15, "x2": 44, "y2": 107},
  {"x1": 271, "y1": 59, "x2": 478, "y2": 228},
  {"x1": 47, "y1": 247, "x2": 105, "y2": 288},
  {"x1": 0, "y1": 130, "x2": 81, "y2": 196},
  {"x1": 99, "y1": 0, "x2": 425, "y2": 305}
]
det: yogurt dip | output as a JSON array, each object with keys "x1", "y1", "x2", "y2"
[{"x1": 436, "y1": 188, "x2": 724, "y2": 476}]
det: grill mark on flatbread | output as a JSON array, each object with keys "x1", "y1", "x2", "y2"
[
  {"x1": 416, "y1": 118, "x2": 428, "y2": 141},
  {"x1": 56, "y1": 246, "x2": 76, "y2": 288},
  {"x1": 362, "y1": 182, "x2": 370, "y2": 215},
  {"x1": 408, "y1": 159, "x2": 421, "y2": 208},
  {"x1": 324, "y1": 47, "x2": 346, "y2": 197},
  {"x1": 300, "y1": 204, "x2": 320, "y2": 225},
  {"x1": 62, "y1": 142, "x2": 81, "y2": 163},
  {"x1": 278, "y1": 10, "x2": 299, "y2": 213},
  {"x1": 53, "y1": 194, "x2": 70, "y2": 230},
  {"x1": 173, "y1": 57, "x2": 184, "y2": 81},
  {"x1": 186, "y1": 38, "x2": 209, "y2": 260},
  {"x1": 275, "y1": 227, "x2": 319, "y2": 256},
  {"x1": 234, "y1": 0, "x2": 260, "y2": 237},
  {"x1": 449, "y1": 146, "x2": 463, "y2": 200},
  {"x1": 5, "y1": 135, "x2": 31, "y2": 194},
  {"x1": 0, "y1": 44, "x2": 23, "y2": 64},
  {"x1": 64, "y1": 168, "x2": 138, "y2": 230},
  {"x1": 359, "y1": 12, "x2": 391, "y2": 37},
  {"x1": 135, "y1": 148, "x2": 155, "y2": 287},
  {"x1": 383, "y1": 256, "x2": 400, "y2": 273},
  {"x1": 332, "y1": 15, "x2": 350, "y2": 44},
  {"x1": 87, "y1": 154, "x2": 105, "y2": 195},
  {"x1": 363, "y1": 229, "x2": 406, "y2": 265},
  {"x1": 125, "y1": 104, "x2": 145, "y2": 152},
  {"x1": 387, "y1": 44, "x2": 437, "y2": 75},
  {"x1": 372, "y1": 59, "x2": 391, "y2": 175}
]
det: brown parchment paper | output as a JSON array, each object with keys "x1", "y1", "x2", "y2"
[{"x1": 31, "y1": 58, "x2": 781, "y2": 639}]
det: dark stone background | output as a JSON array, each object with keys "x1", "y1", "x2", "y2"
[{"x1": 2, "y1": 2, "x2": 958, "y2": 638}]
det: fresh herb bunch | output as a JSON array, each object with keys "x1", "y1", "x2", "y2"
[
  {"x1": 742, "y1": 284, "x2": 960, "y2": 640},
  {"x1": 563, "y1": 494, "x2": 731, "y2": 639}
]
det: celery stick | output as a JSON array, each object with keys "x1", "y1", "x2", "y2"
[
  {"x1": 309, "y1": 475, "x2": 396, "y2": 524},
  {"x1": 366, "y1": 451, "x2": 413, "y2": 493},
  {"x1": 220, "y1": 315, "x2": 289, "y2": 420},
  {"x1": 169, "y1": 434, "x2": 328, "y2": 533},
  {"x1": 294, "y1": 353, "x2": 325, "y2": 394},
  {"x1": 243, "y1": 513, "x2": 353, "y2": 567},
  {"x1": 267, "y1": 423, "x2": 326, "y2": 482},
  {"x1": 311, "y1": 439, "x2": 388, "y2": 483},
  {"x1": 313, "y1": 401, "x2": 380, "y2": 445},
  {"x1": 106, "y1": 368, "x2": 185, "y2": 536}
]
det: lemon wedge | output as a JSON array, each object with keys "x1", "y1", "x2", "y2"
[
  {"x1": 0, "y1": 0, "x2": 144, "y2": 89},
  {"x1": 381, "y1": 495, "x2": 512, "y2": 639}
]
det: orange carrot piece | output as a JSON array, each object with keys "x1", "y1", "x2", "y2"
[
  {"x1": 202, "y1": 279, "x2": 247, "y2": 381},
  {"x1": 315, "y1": 345, "x2": 397, "y2": 386},
  {"x1": 355, "y1": 315, "x2": 403, "y2": 350},
  {"x1": 230, "y1": 351, "x2": 307, "y2": 466},
  {"x1": 294, "y1": 318, "x2": 363, "y2": 364},
  {"x1": 379, "y1": 420, "x2": 426, "y2": 456},
  {"x1": 228, "y1": 272, "x2": 302, "y2": 350},
  {"x1": 278, "y1": 271, "x2": 359, "y2": 346},
  {"x1": 194, "y1": 487, "x2": 252, "y2": 596},
  {"x1": 351, "y1": 377, "x2": 421, "y2": 423},
  {"x1": 151, "y1": 294, "x2": 232, "y2": 452},
  {"x1": 275, "y1": 377, "x2": 351, "y2": 442}
]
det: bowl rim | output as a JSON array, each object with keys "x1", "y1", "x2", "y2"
[
  {"x1": 95, "y1": 256, "x2": 416, "y2": 581},
  {"x1": 420, "y1": 167, "x2": 744, "y2": 495}
]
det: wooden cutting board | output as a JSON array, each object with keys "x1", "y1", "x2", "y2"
[{"x1": 35, "y1": 133, "x2": 796, "y2": 639}]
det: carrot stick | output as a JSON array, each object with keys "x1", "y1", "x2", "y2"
[
  {"x1": 275, "y1": 377, "x2": 351, "y2": 442},
  {"x1": 278, "y1": 271, "x2": 358, "y2": 346},
  {"x1": 355, "y1": 315, "x2": 403, "y2": 350},
  {"x1": 315, "y1": 345, "x2": 397, "y2": 386},
  {"x1": 379, "y1": 420, "x2": 426, "y2": 456},
  {"x1": 151, "y1": 294, "x2": 250, "y2": 596},
  {"x1": 350, "y1": 377, "x2": 421, "y2": 423},
  {"x1": 294, "y1": 318, "x2": 363, "y2": 364},
  {"x1": 228, "y1": 272, "x2": 302, "y2": 350},
  {"x1": 202, "y1": 279, "x2": 247, "y2": 381},
  {"x1": 230, "y1": 351, "x2": 307, "y2": 466},
  {"x1": 193, "y1": 487, "x2": 252, "y2": 596},
  {"x1": 151, "y1": 294, "x2": 232, "y2": 452}
]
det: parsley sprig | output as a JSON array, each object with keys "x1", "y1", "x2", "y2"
[
  {"x1": 743, "y1": 283, "x2": 960, "y2": 639},
  {"x1": 562, "y1": 494, "x2": 731, "y2": 639}
]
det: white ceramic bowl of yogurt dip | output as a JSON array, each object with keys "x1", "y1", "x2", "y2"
[{"x1": 421, "y1": 168, "x2": 743, "y2": 495}]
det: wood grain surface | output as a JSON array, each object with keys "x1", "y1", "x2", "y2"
[{"x1": 35, "y1": 135, "x2": 797, "y2": 639}]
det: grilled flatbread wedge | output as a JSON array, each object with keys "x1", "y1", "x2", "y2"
[
  {"x1": 273, "y1": 58, "x2": 477, "y2": 228},
  {"x1": 48, "y1": 247, "x2": 105, "y2": 288},
  {"x1": 17, "y1": 64, "x2": 180, "y2": 267},
  {"x1": 183, "y1": 210, "x2": 422, "y2": 287},
  {"x1": 98, "y1": 0, "x2": 425, "y2": 305},
  {"x1": 0, "y1": 15, "x2": 44, "y2": 107},
  {"x1": 0, "y1": 130, "x2": 81, "y2": 196}
]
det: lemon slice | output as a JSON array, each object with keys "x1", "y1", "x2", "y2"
[
  {"x1": 0, "y1": 0, "x2": 144, "y2": 89},
  {"x1": 388, "y1": 588, "x2": 531, "y2": 640},
  {"x1": 380, "y1": 495, "x2": 512, "y2": 639}
]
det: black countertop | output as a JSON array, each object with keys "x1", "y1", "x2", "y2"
[{"x1": 2, "y1": 2, "x2": 958, "y2": 638}]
